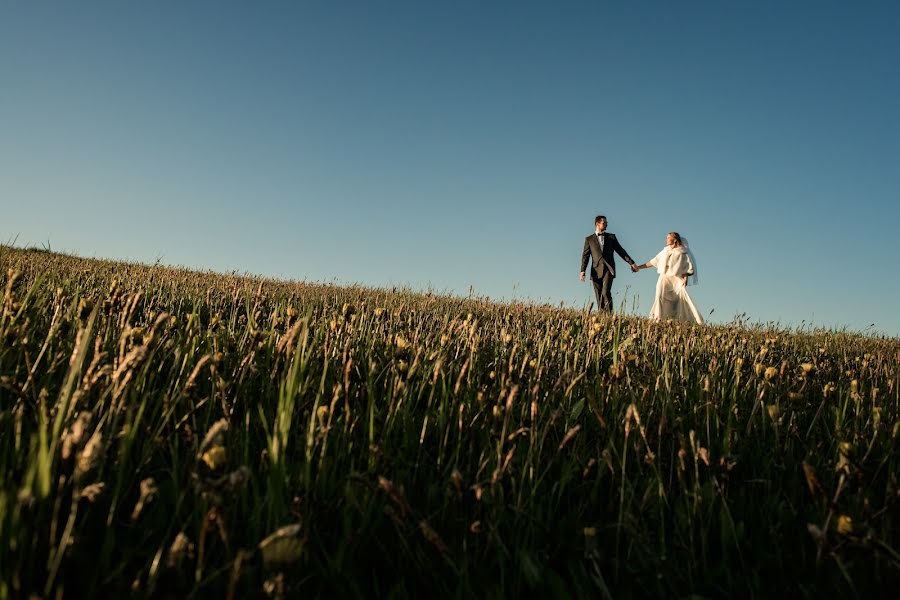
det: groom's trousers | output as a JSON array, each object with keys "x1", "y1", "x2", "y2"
[{"x1": 591, "y1": 271, "x2": 614, "y2": 312}]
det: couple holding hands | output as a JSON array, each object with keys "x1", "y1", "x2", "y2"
[{"x1": 580, "y1": 215, "x2": 703, "y2": 324}]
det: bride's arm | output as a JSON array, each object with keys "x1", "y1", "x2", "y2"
[
  {"x1": 635, "y1": 250, "x2": 662, "y2": 273},
  {"x1": 681, "y1": 254, "x2": 695, "y2": 284}
]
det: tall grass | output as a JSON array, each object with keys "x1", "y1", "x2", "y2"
[{"x1": 0, "y1": 246, "x2": 898, "y2": 598}]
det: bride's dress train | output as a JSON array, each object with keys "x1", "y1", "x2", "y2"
[{"x1": 649, "y1": 274, "x2": 703, "y2": 323}]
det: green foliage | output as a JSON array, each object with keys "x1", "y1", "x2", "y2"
[{"x1": 0, "y1": 246, "x2": 898, "y2": 598}]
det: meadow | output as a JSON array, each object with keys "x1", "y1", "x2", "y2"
[{"x1": 1, "y1": 245, "x2": 898, "y2": 598}]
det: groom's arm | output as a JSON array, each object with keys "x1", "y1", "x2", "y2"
[
  {"x1": 580, "y1": 238, "x2": 591, "y2": 277},
  {"x1": 613, "y1": 237, "x2": 636, "y2": 266}
]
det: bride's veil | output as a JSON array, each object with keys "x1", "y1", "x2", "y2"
[{"x1": 680, "y1": 237, "x2": 700, "y2": 286}]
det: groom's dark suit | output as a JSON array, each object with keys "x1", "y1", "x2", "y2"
[{"x1": 581, "y1": 232, "x2": 635, "y2": 312}]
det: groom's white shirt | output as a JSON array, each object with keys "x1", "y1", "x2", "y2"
[{"x1": 596, "y1": 231, "x2": 605, "y2": 252}]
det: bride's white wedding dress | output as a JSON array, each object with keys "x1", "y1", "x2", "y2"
[{"x1": 648, "y1": 245, "x2": 704, "y2": 324}]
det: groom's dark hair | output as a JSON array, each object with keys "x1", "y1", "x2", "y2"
[{"x1": 595, "y1": 215, "x2": 606, "y2": 223}]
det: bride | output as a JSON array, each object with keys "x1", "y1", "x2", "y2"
[{"x1": 633, "y1": 232, "x2": 704, "y2": 324}]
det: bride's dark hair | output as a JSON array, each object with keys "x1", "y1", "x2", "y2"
[{"x1": 668, "y1": 232, "x2": 683, "y2": 247}]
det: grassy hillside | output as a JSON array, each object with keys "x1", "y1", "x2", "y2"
[{"x1": 1, "y1": 246, "x2": 898, "y2": 598}]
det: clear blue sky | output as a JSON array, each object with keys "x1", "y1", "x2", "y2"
[{"x1": 2, "y1": 1, "x2": 899, "y2": 335}]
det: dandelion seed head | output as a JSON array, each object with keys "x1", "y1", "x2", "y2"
[
  {"x1": 259, "y1": 523, "x2": 306, "y2": 567},
  {"x1": 836, "y1": 515, "x2": 853, "y2": 535}
]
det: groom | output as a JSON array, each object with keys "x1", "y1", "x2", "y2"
[{"x1": 580, "y1": 215, "x2": 637, "y2": 312}]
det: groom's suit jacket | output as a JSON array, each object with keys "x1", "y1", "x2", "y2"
[{"x1": 581, "y1": 232, "x2": 635, "y2": 279}]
